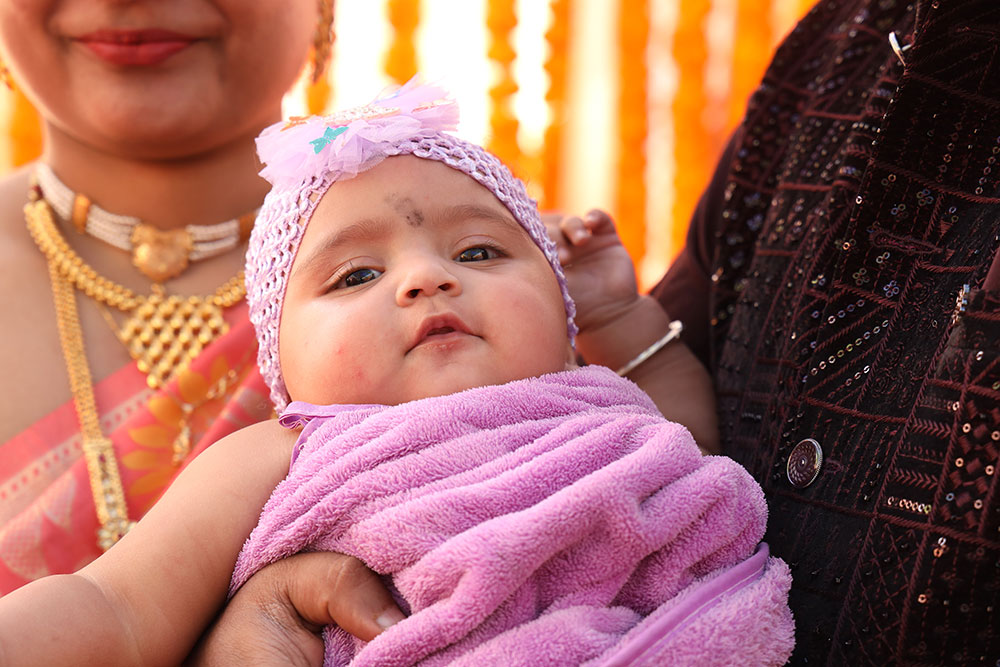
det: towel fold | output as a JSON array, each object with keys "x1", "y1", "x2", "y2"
[{"x1": 231, "y1": 365, "x2": 793, "y2": 665}]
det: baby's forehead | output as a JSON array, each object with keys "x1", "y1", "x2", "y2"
[
  {"x1": 300, "y1": 198, "x2": 533, "y2": 264},
  {"x1": 309, "y1": 157, "x2": 526, "y2": 233},
  {"x1": 324, "y1": 154, "x2": 496, "y2": 198}
]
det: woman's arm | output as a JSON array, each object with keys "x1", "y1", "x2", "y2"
[{"x1": 0, "y1": 419, "x2": 296, "y2": 666}]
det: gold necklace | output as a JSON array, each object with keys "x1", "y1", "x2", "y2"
[
  {"x1": 26, "y1": 194, "x2": 251, "y2": 550},
  {"x1": 35, "y1": 164, "x2": 257, "y2": 283},
  {"x1": 34, "y1": 199, "x2": 135, "y2": 550},
  {"x1": 25, "y1": 198, "x2": 246, "y2": 390},
  {"x1": 45, "y1": 252, "x2": 133, "y2": 551}
]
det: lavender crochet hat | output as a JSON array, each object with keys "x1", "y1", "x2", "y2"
[{"x1": 246, "y1": 80, "x2": 577, "y2": 411}]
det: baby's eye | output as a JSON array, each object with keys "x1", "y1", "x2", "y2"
[
  {"x1": 338, "y1": 267, "x2": 382, "y2": 288},
  {"x1": 456, "y1": 246, "x2": 500, "y2": 262}
]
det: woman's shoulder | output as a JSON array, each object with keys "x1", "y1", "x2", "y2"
[
  {"x1": 0, "y1": 165, "x2": 36, "y2": 246},
  {"x1": 0, "y1": 165, "x2": 42, "y2": 276},
  {"x1": 0, "y1": 165, "x2": 34, "y2": 219},
  {"x1": 0, "y1": 163, "x2": 75, "y2": 441}
]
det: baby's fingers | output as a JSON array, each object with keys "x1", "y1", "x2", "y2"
[
  {"x1": 559, "y1": 215, "x2": 591, "y2": 246},
  {"x1": 543, "y1": 210, "x2": 624, "y2": 265},
  {"x1": 582, "y1": 209, "x2": 617, "y2": 236},
  {"x1": 542, "y1": 212, "x2": 581, "y2": 265}
]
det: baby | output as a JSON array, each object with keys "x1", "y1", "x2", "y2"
[{"x1": 0, "y1": 82, "x2": 792, "y2": 666}]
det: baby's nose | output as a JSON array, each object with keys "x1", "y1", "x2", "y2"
[{"x1": 396, "y1": 257, "x2": 462, "y2": 303}]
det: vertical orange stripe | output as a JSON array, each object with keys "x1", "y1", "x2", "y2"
[
  {"x1": 10, "y1": 87, "x2": 41, "y2": 167},
  {"x1": 615, "y1": 0, "x2": 648, "y2": 264},
  {"x1": 306, "y1": 78, "x2": 333, "y2": 116},
  {"x1": 726, "y1": 0, "x2": 776, "y2": 133},
  {"x1": 798, "y1": 0, "x2": 818, "y2": 19},
  {"x1": 486, "y1": 0, "x2": 523, "y2": 178},
  {"x1": 306, "y1": 0, "x2": 335, "y2": 114},
  {"x1": 385, "y1": 0, "x2": 419, "y2": 84},
  {"x1": 541, "y1": 0, "x2": 571, "y2": 210},
  {"x1": 670, "y1": 0, "x2": 713, "y2": 261}
]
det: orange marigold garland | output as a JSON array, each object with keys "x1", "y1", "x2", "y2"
[
  {"x1": 798, "y1": 0, "x2": 818, "y2": 20},
  {"x1": 306, "y1": 0, "x2": 335, "y2": 115},
  {"x1": 306, "y1": 76, "x2": 333, "y2": 117},
  {"x1": 670, "y1": 0, "x2": 713, "y2": 262},
  {"x1": 615, "y1": 0, "x2": 649, "y2": 265},
  {"x1": 726, "y1": 0, "x2": 775, "y2": 132},
  {"x1": 541, "y1": 0, "x2": 571, "y2": 211},
  {"x1": 486, "y1": 0, "x2": 522, "y2": 177},
  {"x1": 9, "y1": 85, "x2": 42, "y2": 167},
  {"x1": 385, "y1": 0, "x2": 419, "y2": 85}
]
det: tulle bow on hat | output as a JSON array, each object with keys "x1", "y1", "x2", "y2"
[{"x1": 256, "y1": 79, "x2": 459, "y2": 191}]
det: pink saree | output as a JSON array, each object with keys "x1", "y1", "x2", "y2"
[{"x1": 0, "y1": 302, "x2": 272, "y2": 593}]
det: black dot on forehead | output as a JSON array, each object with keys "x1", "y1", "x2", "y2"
[
  {"x1": 406, "y1": 211, "x2": 424, "y2": 227},
  {"x1": 385, "y1": 193, "x2": 424, "y2": 227}
]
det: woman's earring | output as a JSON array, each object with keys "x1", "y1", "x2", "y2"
[{"x1": 311, "y1": 0, "x2": 335, "y2": 84}]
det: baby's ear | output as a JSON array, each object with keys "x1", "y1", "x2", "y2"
[{"x1": 564, "y1": 342, "x2": 579, "y2": 370}]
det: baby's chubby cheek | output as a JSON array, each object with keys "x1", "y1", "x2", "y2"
[
  {"x1": 505, "y1": 290, "x2": 556, "y2": 322},
  {"x1": 330, "y1": 343, "x2": 368, "y2": 376},
  {"x1": 285, "y1": 339, "x2": 369, "y2": 404}
]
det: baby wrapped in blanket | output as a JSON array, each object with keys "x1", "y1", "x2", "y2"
[
  {"x1": 234, "y1": 80, "x2": 794, "y2": 666},
  {"x1": 0, "y1": 80, "x2": 792, "y2": 667},
  {"x1": 234, "y1": 367, "x2": 792, "y2": 666}
]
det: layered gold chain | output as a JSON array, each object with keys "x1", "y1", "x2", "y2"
[
  {"x1": 46, "y1": 256, "x2": 134, "y2": 551},
  {"x1": 25, "y1": 194, "x2": 247, "y2": 550},
  {"x1": 36, "y1": 203, "x2": 136, "y2": 551},
  {"x1": 25, "y1": 198, "x2": 245, "y2": 390}
]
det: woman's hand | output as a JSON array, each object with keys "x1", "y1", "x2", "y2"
[{"x1": 187, "y1": 552, "x2": 404, "y2": 666}]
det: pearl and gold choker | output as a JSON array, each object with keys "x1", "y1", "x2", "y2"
[{"x1": 34, "y1": 163, "x2": 256, "y2": 283}]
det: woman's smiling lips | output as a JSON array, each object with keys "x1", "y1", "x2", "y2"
[
  {"x1": 409, "y1": 314, "x2": 476, "y2": 352},
  {"x1": 75, "y1": 29, "x2": 198, "y2": 66}
]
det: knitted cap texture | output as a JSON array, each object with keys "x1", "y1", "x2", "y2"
[{"x1": 246, "y1": 85, "x2": 576, "y2": 412}]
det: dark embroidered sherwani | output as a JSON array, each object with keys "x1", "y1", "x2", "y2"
[{"x1": 655, "y1": 1, "x2": 1000, "y2": 664}]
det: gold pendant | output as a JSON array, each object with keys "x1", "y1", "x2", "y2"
[
  {"x1": 130, "y1": 224, "x2": 193, "y2": 283},
  {"x1": 120, "y1": 292, "x2": 228, "y2": 389}
]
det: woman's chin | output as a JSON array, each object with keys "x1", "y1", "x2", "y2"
[
  {"x1": 64, "y1": 104, "x2": 260, "y2": 160},
  {"x1": 47, "y1": 73, "x2": 276, "y2": 158}
]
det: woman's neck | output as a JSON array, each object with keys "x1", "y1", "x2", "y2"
[{"x1": 40, "y1": 122, "x2": 273, "y2": 231}]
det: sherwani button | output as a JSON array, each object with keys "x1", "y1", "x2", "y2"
[{"x1": 787, "y1": 438, "x2": 823, "y2": 488}]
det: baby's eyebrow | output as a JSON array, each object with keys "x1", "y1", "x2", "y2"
[
  {"x1": 440, "y1": 204, "x2": 521, "y2": 234},
  {"x1": 292, "y1": 216, "x2": 392, "y2": 279},
  {"x1": 292, "y1": 204, "x2": 522, "y2": 279}
]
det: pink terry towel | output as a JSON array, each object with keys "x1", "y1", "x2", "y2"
[{"x1": 230, "y1": 365, "x2": 794, "y2": 666}]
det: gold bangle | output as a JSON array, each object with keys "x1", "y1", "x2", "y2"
[{"x1": 616, "y1": 320, "x2": 684, "y2": 376}]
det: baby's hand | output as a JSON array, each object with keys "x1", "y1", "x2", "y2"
[{"x1": 544, "y1": 209, "x2": 640, "y2": 334}]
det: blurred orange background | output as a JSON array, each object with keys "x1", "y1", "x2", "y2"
[{"x1": 0, "y1": 0, "x2": 815, "y2": 287}]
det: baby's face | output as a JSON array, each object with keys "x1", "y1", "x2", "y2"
[{"x1": 279, "y1": 155, "x2": 572, "y2": 406}]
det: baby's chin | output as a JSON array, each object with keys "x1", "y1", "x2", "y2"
[
  {"x1": 287, "y1": 357, "x2": 577, "y2": 407},
  {"x1": 394, "y1": 362, "x2": 578, "y2": 405}
]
